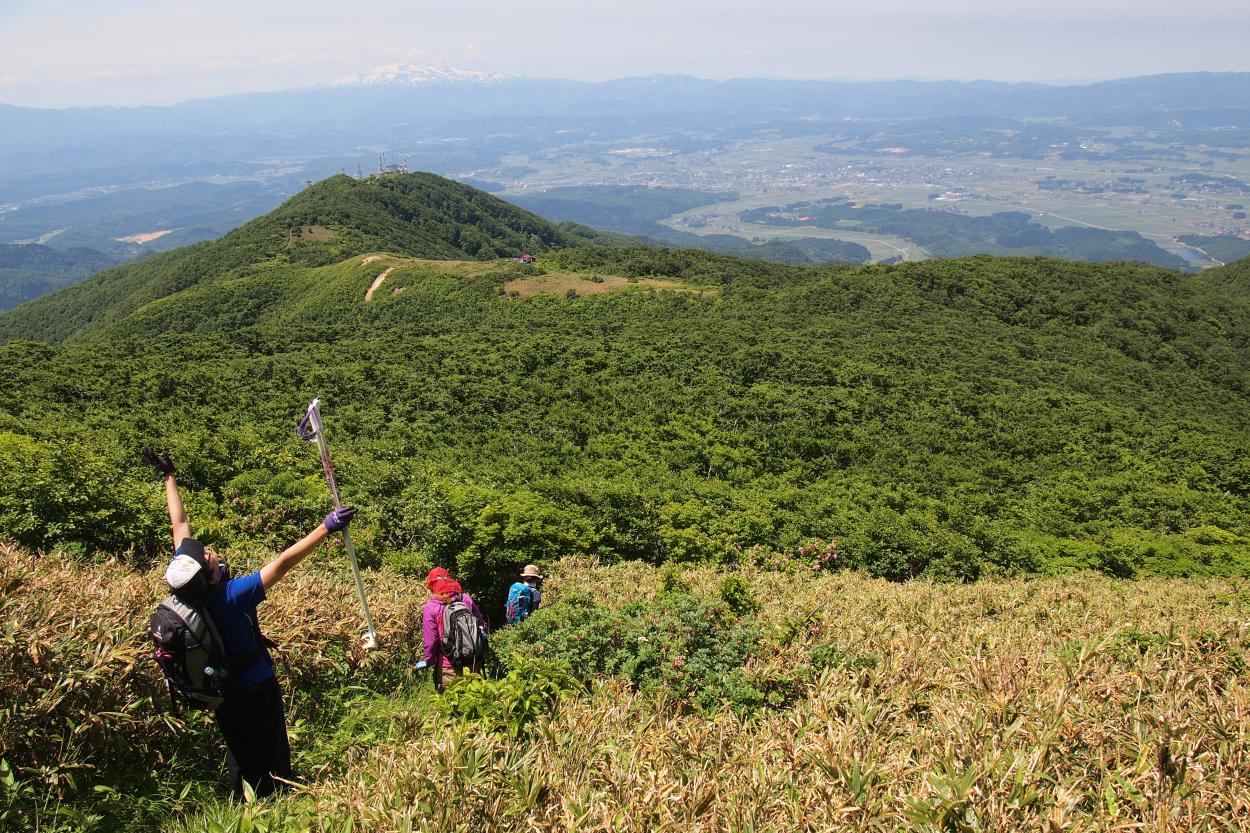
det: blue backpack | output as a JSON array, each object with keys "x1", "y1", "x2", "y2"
[{"x1": 505, "y1": 582, "x2": 536, "y2": 624}]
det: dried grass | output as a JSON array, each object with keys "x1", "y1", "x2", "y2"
[
  {"x1": 4, "y1": 545, "x2": 1248, "y2": 831},
  {"x1": 303, "y1": 560, "x2": 1250, "y2": 832},
  {"x1": 502, "y1": 273, "x2": 711, "y2": 299},
  {"x1": 0, "y1": 541, "x2": 425, "y2": 795}
]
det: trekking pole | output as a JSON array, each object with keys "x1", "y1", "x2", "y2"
[{"x1": 297, "y1": 397, "x2": 379, "y2": 650}]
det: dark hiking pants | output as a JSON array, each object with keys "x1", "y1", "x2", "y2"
[{"x1": 215, "y1": 676, "x2": 292, "y2": 799}]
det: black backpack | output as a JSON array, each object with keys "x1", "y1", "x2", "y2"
[
  {"x1": 441, "y1": 597, "x2": 488, "y2": 668},
  {"x1": 149, "y1": 596, "x2": 264, "y2": 710}
]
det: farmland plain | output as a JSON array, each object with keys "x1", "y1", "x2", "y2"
[{"x1": 492, "y1": 132, "x2": 1250, "y2": 267}]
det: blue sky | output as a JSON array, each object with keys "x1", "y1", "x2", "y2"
[{"x1": 1, "y1": 0, "x2": 1248, "y2": 107}]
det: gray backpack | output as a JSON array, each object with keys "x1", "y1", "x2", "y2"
[
  {"x1": 150, "y1": 596, "x2": 239, "y2": 709},
  {"x1": 441, "y1": 597, "x2": 487, "y2": 667}
]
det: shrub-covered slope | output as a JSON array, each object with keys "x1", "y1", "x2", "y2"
[
  {"x1": 0, "y1": 243, "x2": 1247, "y2": 584},
  {"x1": 0, "y1": 173, "x2": 580, "y2": 343}
]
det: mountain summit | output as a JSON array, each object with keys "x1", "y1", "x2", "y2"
[
  {"x1": 0, "y1": 172, "x2": 580, "y2": 343},
  {"x1": 330, "y1": 64, "x2": 512, "y2": 87}
]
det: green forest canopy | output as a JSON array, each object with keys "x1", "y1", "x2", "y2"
[{"x1": 1, "y1": 173, "x2": 1248, "y2": 598}]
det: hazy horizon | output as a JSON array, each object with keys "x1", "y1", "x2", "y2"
[
  {"x1": 6, "y1": 65, "x2": 1243, "y2": 113},
  {"x1": 2, "y1": 0, "x2": 1249, "y2": 108}
]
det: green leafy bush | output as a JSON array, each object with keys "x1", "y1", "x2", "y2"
[
  {"x1": 659, "y1": 565, "x2": 692, "y2": 595},
  {"x1": 440, "y1": 658, "x2": 580, "y2": 737},
  {"x1": 718, "y1": 574, "x2": 759, "y2": 615},
  {"x1": 493, "y1": 587, "x2": 767, "y2": 714},
  {"x1": 491, "y1": 590, "x2": 623, "y2": 674},
  {"x1": 617, "y1": 591, "x2": 765, "y2": 712},
  {"x1": 0, "y1": 431, "x2": 165, "y2": 559}
]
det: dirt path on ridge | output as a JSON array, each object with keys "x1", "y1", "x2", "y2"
[{"x1": 365, "y1": 267, "x2": 395, "y2": 301}]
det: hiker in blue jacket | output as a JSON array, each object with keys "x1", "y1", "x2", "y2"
[
  {"x1": 145, "y1": 449, "x2": 356, "y2": 799},
  {"x1": 505, "y1": 564, "x2": 543, "y2": 624}
]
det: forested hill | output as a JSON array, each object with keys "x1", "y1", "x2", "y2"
[
  {"x1": 0, "y1": 173, "x2": 580, "y2": 344},
  {"x1": 0, "y1": 243, "x2": 123, "y2": 310},
  {"x1": 1197, "y1": 251, "x2": 1250, "y2": 291},
  {"x1": 1, "y1": 192, "x2": 1248, "y2": 589}
]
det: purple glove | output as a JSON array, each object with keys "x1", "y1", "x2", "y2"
[
  {"x1": 323, "y1": 506, "x2": 357, "y2": 533},
  {"x1": 141, "y1": 448, "x2": 175, "y2": 476}
]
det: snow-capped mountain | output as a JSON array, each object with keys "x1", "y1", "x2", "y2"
[{"x1": 331, "y1": 64, "x2": 512, "y2": 87}]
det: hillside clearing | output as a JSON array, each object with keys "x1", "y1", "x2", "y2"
[
  {"x1": 346, "y1": 254, "x2": 711, "y2": 300},
  {"x1": 284, "y1": 224, "x2": 336, "y2": 246},
  {"x1": 113, "y1": 229, "x2": 173, "y2": 244},
  {"x1": 502, "y1": 271, "x2": 712, "y2": 298}
]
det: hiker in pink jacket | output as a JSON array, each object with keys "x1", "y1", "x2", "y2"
[{"x1": 420, "y1": 573, "x2": 487, "y2": 691}]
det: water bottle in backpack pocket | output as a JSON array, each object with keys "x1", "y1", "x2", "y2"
[{"x1": 150, "y1": 596, "x2": 239, "y2": 710}]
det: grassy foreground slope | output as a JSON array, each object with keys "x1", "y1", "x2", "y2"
[{"x1": 3, "y1": 544, "x2": 1247, "y2": 831}]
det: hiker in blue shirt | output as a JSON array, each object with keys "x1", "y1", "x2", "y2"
[
  {"x1": 505, "y1": 564, "x2": 543, "y2": 624},
  {"x1": 145, "y1": 449, "x2": 356, "y2": 799}
]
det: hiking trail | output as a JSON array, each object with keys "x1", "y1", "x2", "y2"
[{"x1": 365, "y1": 267, "x2": 395, "y2": 301}]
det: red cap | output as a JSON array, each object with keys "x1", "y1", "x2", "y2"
[
  {"x1": 432, "y1": 577, "x2": 462, "y2": 596},
  {"x1": 426, "y1": 567, "x2": 450, "y2": 591}
]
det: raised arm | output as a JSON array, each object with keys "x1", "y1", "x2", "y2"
[
  {"x1": 163, "y1": 474, "x2": 192, "y2": 547},
  {"x1": 142, "y1": 449, "x2": 189, "y2": 548},
  {"x1": 259, "y1": 506, "x2": 356, "y2": 590}
]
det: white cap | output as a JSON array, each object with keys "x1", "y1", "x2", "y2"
[{"x1": 165, "y1": 553, "x2": 203, "y2": 590}]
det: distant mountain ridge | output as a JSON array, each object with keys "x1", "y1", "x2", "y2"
[
  {"x1": 6, "y1": 69, "x2": 1247, "y2": 120},
  {"x1": 331, "y1": 64, "x2": 512, "y2": 87},
  {"x1": 2, "y1": 70, "x2": 1247, "y2": 226}
]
